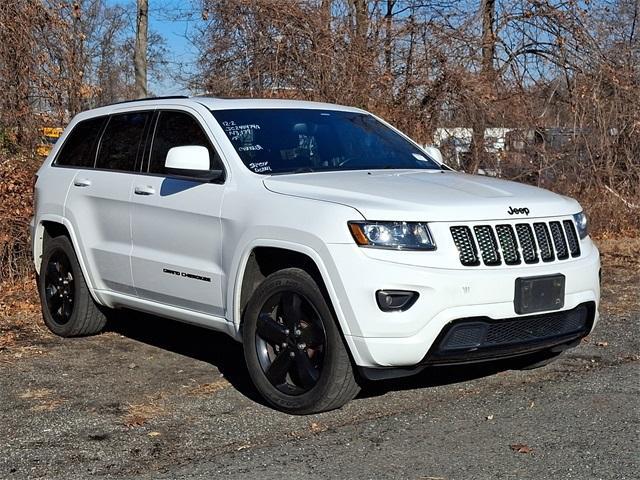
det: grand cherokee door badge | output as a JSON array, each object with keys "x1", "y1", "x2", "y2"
[{"x1": 162, "y1": 268, "x2": 211, "y2": 283}]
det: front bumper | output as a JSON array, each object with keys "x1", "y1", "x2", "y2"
[
  {"x1": 423, "y1": 301, "x2": 594, "y2": 365},
  {"x1": 327, "y1": 240, "x2": 600, "y2": 369}
]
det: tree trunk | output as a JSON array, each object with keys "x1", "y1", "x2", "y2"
[
  {"x1": 481, "y1": 0, "x2": 496, "y2": 76},
  {"x1": 134, "y1": 0, "x2": 149, "y2": 98},
  {"x1": 470, "y1": 0, "x2": 496, "y2": 174},
  {"x1": 384, "y1": 0, "x2": 395, "y2": 77},
  {"x1": 351, "y1": 0, "x2": 367, "y2": 46},
  {"x1": 315, "y1": 0, "x2": 333, "y2": 98},
  {"x1": 349, "y1": 0, "x2": 369, "y2": 105},
  {"x1": 68, "y1": 3, "x2": 84, "y2": 116}
]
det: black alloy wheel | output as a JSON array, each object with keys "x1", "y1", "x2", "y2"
[
  {"x1": 43, "y1": 249, "x2": 75, "y2": 325},
  {"x1": 255, "y1": 291, "x2": 326, "y2": 395},
  {"x1": 242, "y1": 268, "x2": 360, "y2": 414}
]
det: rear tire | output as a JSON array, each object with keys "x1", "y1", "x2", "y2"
[
  {"x1": 242, "y1": 268, "x2": 360, "y2": 414},
  {"x1": 38, "y1": 235, "x2": 107, "y2": 337}
]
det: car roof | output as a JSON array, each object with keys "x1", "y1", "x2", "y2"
[
  {"x1": 194, "y1": 96, "x2": 365, "y2": 113},
  {"x1": 73, "y1": 96, "x2": 367, "y2": 122}
]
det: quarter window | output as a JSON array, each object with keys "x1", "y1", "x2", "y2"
[
  {"x1": 149, "y1": 111, "x2": 220, "y2": 174},
  {"x1": 95, "y1": 112, "x2": 151, "y2": 171},
  {"x1": 55, "y1": 117, "x2": 107, "y2": 168}
]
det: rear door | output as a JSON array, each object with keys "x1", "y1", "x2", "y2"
[
  {"x1": 64, "y1": 110, "x2": 152, "y2": 295},
  {"x1": 43, "y1": 116, "x2": 106, "y2": 248},
  {"x1": 129, "y1": 108, "x2": 226, "y2": 316}
]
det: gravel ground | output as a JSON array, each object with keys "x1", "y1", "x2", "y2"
[{"x1": 0, "y1": 259, "x2": 638, "y2": 480}]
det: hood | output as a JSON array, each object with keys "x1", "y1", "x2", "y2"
[{"x1": 263, "y1": 170, "x2": 581, "y2": 222}]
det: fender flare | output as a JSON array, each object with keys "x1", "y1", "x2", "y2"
[
  {"x1": 229, "y1": 239, "x2": 353, "y2": 340},
  {"x1": 34, "y1": 215, "x2": 104, "y2": 305}
]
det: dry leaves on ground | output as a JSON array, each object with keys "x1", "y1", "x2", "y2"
[
  {"x1": 0, "y1": 278, "x2": 39, "y2": 317},
  {"x1": 184, "y1": 378, "x2": 230, "y2": 396},
  {"x1": 510, "y1": 443, "x2": 533, "y2": 454},
  {"x1": 595, "y1": 237, "x2": 640, "y2": 316},
  {"x1": 19, "y1": 388, "x2": 63, "y2": 412},
  {"x1": 123, "y1": 398, "x2": 167, "y2": 428},
  {"x1": 310, "y1": 422, "x2": 328, "y2": 433}
]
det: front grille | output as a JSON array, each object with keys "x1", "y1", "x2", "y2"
[
  {"x1": 451, "y1": 219, "x2": 581, "y2": 267},
  {"x1": 473, "y1": 225, "x2": 500, "y2": 266},
  {"x1": 563, "y1": 220, "x2": 581, "y2": 257},
  {"x1": 451, "y1": 226, "x2": 480, "y2": 266},
  {"x1": 549, "y1": 221, "x2": 569, "y2": 260},
  {"x1": 515, "y1": 224, "x2": 538, "y2": 264},
  {"x1": 534, "y1": 222, "x2": 554, "y2": 262},
  {"x1": 423, "y1": 302, "x2": 595, "y2": 365},
  {"x1": 495, "y1": 225, "x2": 520, "y2": 265}
]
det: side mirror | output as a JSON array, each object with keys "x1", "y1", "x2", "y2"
[
  {"x1": 165, "y1": 145, "x2": 223, "y2": 181},
  {"x1": 423, "y1": 145, "x2": 444, "y2": 164}
]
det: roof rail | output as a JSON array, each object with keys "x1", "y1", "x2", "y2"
[{"x1": 106, "y1": 95, "x2": 189, "y2": 107}]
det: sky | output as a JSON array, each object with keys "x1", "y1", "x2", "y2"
[
  {"x1": 111, "y1": 0, "x2": 203, "y2": 96},
  {"x1": 149, "y1": 1, "x2": 200, "y2": 95}
]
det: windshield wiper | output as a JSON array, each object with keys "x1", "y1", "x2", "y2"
[
  {"x1": 292, "y1": 167, "x2": 315, "y2": 174},
  {"x1": 269, "y1": 166, "x2": 316, "y2": 176}
]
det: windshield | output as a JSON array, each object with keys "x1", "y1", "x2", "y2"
[{"x1": 211, "y1": 108, "x2": 440, "y2": 174}]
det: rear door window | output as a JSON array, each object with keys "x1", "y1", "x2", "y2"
[
  {"x1": 95, "y1": 111, "x2": 151, "y2": 172},
  {"x1": 148, "y1": 110, "x2": 221, "y2": 174},
  {"x1": 54, "y1": 117, "x2": 107, "y2": 168}
]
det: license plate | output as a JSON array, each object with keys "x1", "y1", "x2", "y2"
[{"x1": 514, "y1": 274, "x2": 565, "y2": 314}]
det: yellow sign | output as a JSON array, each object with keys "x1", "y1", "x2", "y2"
[
  {"x1": 37, "y1": 127, "x2": 63, "y2": 156},
  {"x1": 42, "y1": 127, "x2": 63, "y2": 138}
]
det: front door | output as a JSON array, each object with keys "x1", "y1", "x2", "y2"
[{"x1": 129, "y1": 109, "x2": 226, "y2": 316}]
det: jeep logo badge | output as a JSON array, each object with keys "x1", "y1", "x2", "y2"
[{"x1": 508, "y1": 206, "x2": 530, "y2": 215}]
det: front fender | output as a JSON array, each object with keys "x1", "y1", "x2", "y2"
[{"x1": 227, "y1": 235, "x2": 356, "y2": 335}]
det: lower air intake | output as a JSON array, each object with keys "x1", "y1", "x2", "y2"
[{"x1": 422, "y1": 303, "x2": 594, "y2": 365}]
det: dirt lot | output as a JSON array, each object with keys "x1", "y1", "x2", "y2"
[{"x1": 0, "y1": 239, "x2": 638, "y2": 480}]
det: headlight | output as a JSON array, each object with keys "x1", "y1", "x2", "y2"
[
  {"x1": 573, "y1": 211, "x2": 588, "y2": 239},
  {"x1": 348, "y1": 221, "x2": 436, "y2": 250}
]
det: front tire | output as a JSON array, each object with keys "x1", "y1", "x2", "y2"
[
  {"x1": 38, "y1": 235, "x2": 107, "y2": 337},
  {"x1": 242, "y1": 268, "x2": 360, "y2": 414}
]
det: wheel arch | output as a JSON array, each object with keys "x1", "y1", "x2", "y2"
[
  {"x1": 35, "y1": 217, "x2": 100, "y2": 302},
  {"x1": 231, "y1": 241, "x2": 353, "y2": 341}
]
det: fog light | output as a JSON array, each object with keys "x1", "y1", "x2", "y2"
[{"x1": 376, "y1": 290, "x2": 419, "y2": 312}]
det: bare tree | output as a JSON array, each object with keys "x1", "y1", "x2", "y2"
[
  {"x1": 191, "y1": 0, "x2": 639, "y2": 233},
  {"x1": 1, "y1": 0, "x2": 638, "y2": 275}
]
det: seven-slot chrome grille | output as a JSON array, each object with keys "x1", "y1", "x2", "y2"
[{"x1": 450, "y1": 220, "x2": 581, "y2": 267}]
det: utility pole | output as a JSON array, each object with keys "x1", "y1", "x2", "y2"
[{"x1": 134, "y1": 0, "x2": 148, "y2": 98}]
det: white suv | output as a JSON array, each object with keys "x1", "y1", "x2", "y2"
[{"x1": 31, "y1": 97, "x2": 600, "y2": 414}]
